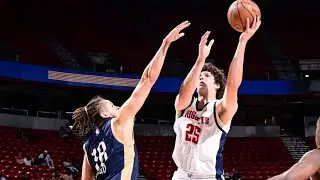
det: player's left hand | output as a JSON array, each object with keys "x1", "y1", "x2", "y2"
[
  {"x1": 198, "y1": 31, "x2": 214, "y2": 60},
  {"x1": 164, "y1": 21, "x2": 191, "y2": 43},
  {"x1": 239, "y1": 15, "x2": 261, "y2": 42}
]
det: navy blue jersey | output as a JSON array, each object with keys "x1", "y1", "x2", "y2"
[{"x1": 83, "y1": 119, "x2": 139, "y2": 180}]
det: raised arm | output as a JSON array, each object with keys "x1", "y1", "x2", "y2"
[
  {"x1": 267, "y1": 150, "x2": 320, "y2": 180},
  {"x1": 219, "y1": 16, "x2": 261, "y2": 124},
  {"x1": 115, "y1": 21, "x2": 191, "y2": 125},
  {"x1": 175, "y1": 31, "x2": 214, "y2": 111}
]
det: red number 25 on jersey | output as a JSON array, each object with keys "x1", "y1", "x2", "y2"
[{"x1": 185, "y1": 124, "x2": 201, "y2": 144}]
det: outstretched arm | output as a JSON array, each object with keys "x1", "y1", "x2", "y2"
[
  {"x1": 268, "y1": 150, "x2": 320, "y2": 180},
  {"x1": 218, "y1": 16, "x2": 261, "y2": 124},
  {"x1": 175, "y1": 31, "x2": 214, "y2": 112},
  {"x1": 116, "y1": 21, "x2": 191, "y2": 125},
  {"x1": 267, "y1": 171, "x2": 288, "y2": 180}
]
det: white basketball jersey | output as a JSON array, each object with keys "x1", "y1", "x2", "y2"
[{"x1": 172, "y1": 97, "x2": 231, "y2": 177}]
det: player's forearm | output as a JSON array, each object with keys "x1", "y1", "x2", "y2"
[
  {"x1": 179, "y1": 57, "x2": 206, "y2": 98},
  {"x1": 267, "y1": 175, "x2": 284, "y2": 180},
  {"x1": 267, "y1": 170, "x2": 289, "y2": 180},
  {"x1": 142, "y1": 39, "x2": 171, "y2": 83},
  {"x1": 226, "y1": 40, "x2": 247, "y2": 89}
]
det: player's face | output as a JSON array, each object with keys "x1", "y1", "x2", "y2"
[
  {"x1": 100, "y1": 100, "x2": 119, "y2": 118},
  {"x1": 197, "y1": 71, "x2": 220, "y2": 95}
]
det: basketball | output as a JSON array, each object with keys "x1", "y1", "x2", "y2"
[{"x1": 227, "y1": 0, "x2": 261, "y2": 32}]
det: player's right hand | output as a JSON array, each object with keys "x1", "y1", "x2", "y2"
[
  {"x1": 164, "y1": 21, "x2": 191, "y2": 43},
  {"x1": 239, "y1": 15, "x2": 261, "y2": 42},
  {"x1": 198, "y1": 31, "x2": 214, "y2": 60}
]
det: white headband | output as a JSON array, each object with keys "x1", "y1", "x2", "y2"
[{"x1": 84, "y1": 106, "x2": 88, "y2": 116}]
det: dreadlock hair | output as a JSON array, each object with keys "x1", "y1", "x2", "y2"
[
  {"x1": 201, "y1": 63, "x2": 226, "y2": 99},
  {"x1": 72, "y1": 96, "x2": 105, "y2": 136}
]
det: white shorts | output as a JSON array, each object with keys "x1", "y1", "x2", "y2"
[{"x1": 172, "y1": 169, "x2": 224, "y2": 180}]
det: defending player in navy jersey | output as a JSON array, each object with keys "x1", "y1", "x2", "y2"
[
  {"x1": 72, "y1": 21, "x2": 191, "y2": 180},
  {"x1": 172, "y1": 17, "x2": 261, "y2": 180},
  {"x1": 268, "y1": 117, "x2": 320, "y2": 180}
]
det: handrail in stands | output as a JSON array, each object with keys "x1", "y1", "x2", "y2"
[
  {"x1": 36, "y1": 111, "x2": 61, "y2": 119},
  {"x1": 141, "y1": 117, "x2": 172, "y2": 124},
  {"x1": 0, "y1": 107, "x2": 28, "y2": 116}
]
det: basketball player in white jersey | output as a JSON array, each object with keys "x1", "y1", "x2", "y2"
[
  {"x1": 268, "y1": 117, "x2": 320, "y2": 180},
  {"x1": 172, "y1": 17, "x2": 261, "y2": 180}
]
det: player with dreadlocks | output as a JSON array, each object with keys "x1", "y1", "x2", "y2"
[{"x1": 72, "y1": 21, "x2": 191, "y2": 180}]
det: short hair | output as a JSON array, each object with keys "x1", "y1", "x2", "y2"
[
  {"x1": 201, "y1": 63, "x2": 226, "y2": 99},
  {"x1": 72, "y1": 96, "x2": 105, "y2": 136}
]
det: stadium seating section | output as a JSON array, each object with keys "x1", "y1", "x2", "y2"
[
  {"x1": 0, "y1": 126, "x2": 83, "y2": 179},
  {"x1": 2, "y1": 30, "x2": 62, "y2": 68},
  {"x1": 1, "y1": 0, "x2": 277, "y2": 80},
  {"x1": 136, "y1": 136, "x2": 294, "y2": 180},
  {"x1": 0, "y1": 126, "x2": 294, "y2": 179}
]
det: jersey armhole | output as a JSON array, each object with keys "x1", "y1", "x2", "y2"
[
  {"x1": 213, "y1": 101, "x2": 230, "y2": 134},
  {"x1": 175, "y1": 97, "x2": 195, "y2": 119},
  {"x1": 83, "y1": 143, "x2": 87, "y2": 155},
  {"x1": 82, "y1": 143, "x2": 93, "y2": 170},
  {"x1": 111, "y1": 118, "x2": 135, "y2": 146}
]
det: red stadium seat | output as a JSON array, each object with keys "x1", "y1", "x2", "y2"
[
  {"x1": 0, "y1": 125, "x2": 294, "y2": 179},
  {"x1": 136, "y1": 136, "x2": 293, "y2": 179}
]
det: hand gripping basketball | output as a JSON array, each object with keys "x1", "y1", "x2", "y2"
[
  {"x1": 239, "y1": 16, "x2": 261, "y2": 42},
  {"x1": 227, "y1": 0, "x2": 261, "y2": 32}
]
